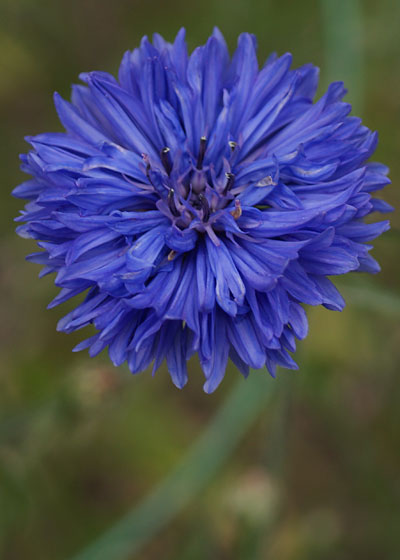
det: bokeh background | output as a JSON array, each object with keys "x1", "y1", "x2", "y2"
[{"x1": 1, "y1": 0, "x2": 399, "y2": 558}]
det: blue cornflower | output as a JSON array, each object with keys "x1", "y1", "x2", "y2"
[{"x1": 14, "y1": 29, "x2": 391, "y2": 392}]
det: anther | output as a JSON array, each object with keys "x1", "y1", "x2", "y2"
[
  {"x1": 160, "y1": 147, "x2": 172, "y2": 175},
  {"x1": 230, "y1": 199, "x2": 242, "y2": 220},
  {"x1": 228, "y1": 141, "x2": 237, "y2": 152},
  {"x1": 145, "y1": 164, "x2": 154, "y2": 187},
  {"x1": 198, "y1": 193, "x2": 210, "y2": 222},
  {"x1": 168, "y1": 250, "x2": 177, "y2": 261},
  {"x1": 143, "y1": 154, "x2": 154, "y2": 186},
  {"x1": 256, "y1": 175, "x2": 275, "y2": 187},
  {"x1": 196, "y1": 136, "x2": 207, "y2": 170},
  {"x1": 167, "y1": 189, "x2": 180, "y2": 217},
  {"x1": 224, "y1": 172, "x2": 235, "y2": 193}
]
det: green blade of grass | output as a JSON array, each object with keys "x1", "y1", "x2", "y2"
[
  {"x1": 341, "y1": 282, "x2": 400, "y2": 317},
  {"x1": 69, "y1": 371, "x2": 275, "y2": 560},
  {"x1": 321, "y1": 0, "x2": 365, "y2": 113}
]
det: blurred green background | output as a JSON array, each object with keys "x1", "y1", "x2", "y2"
[{"x1": 1, "y1": 0, "x2": 399, "y2": 558}]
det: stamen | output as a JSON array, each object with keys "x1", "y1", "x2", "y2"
[
  {"x1": 145, "y1": 164, "x2": 155, "y2": 188},
  {"x1": 168, "y1": 189, "x2": 180, "y2": 217},
  {"x1": 196, "y1": 136, "x2": 207, "y2": 170},
  {"x1": 160, "y1": 147, "x2": 172, "y2": 175},
  {"x1": 256, "y1": 175, "x2": 275, "y2": 187},
  {"x1": 229, "y1": 141, "x2": 237, "y2": 152},
  {"x1": 168, "y1": 250, "x2": 177, "y2": 261},
  {"x1": 230, "y1": 199, "x2": 242, "y2": 220},
  {"x1": 198, "y1": 194, "x2": 210, "y2": 222},
  {"x1": 224, "y1": 172, "x2": 235, "y2": 193},
  {"x1": 142, "y1": 153, "x2": 154, "y2": 186}
]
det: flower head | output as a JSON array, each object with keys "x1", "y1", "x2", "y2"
[{"x1": 14, "y1": 29, "x2": 391, "y2": 392}]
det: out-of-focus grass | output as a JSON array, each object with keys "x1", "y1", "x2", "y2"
[
  {"x1": 0, "y1": 1, "x2": 399, "y2": 559},
  {"x1": 69, "y1": 372, "x2": 277, "y2": 560}
]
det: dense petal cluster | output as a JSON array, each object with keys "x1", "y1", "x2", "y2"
[{"x1": 14, "y1": 29, "x2": 391, "y2": 392}]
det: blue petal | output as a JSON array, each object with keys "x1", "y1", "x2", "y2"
[
  {"x1": 311, "y1": 275, "x2": 345, "y2": 311},
  {"x1": 165, "y1": 225, "x2": 198, "y2": 252},
  {"x1": 124, "y1": 226, "x2": 168, "y2": 285},
  {"x1": 229, "y1": 33, "x2": 258, "y2": 134},
  {"x1": 202, "y1": 310, "x2": 229, "y2": 393},
  {"x1": 196, "y1": 241, "x2": 216, "y2": 312},
  {"x1": 205, "y1": 237, "x2": 245, "y2": 316},
  {"x1": 166, "y1": 324, "x2": 189, "y2": 389},
  {"x1": 65, "y1": 228, "x2": 120, "y2": 265},
  {"x1": 336, "y1": 220, "x2": 390, "y2": 241},
  {"x1": 227, "y1": 315, "x2": 266, "y2": 369},
  {"x1": 288, "y1": 303, "x2": 308, "y2": 339},
  {"x1": 164, "y1": 255, "x2": 200, "y2": 334},
  {"x1": 53, "y1": 92, "x2": 107, "y2": 145}
]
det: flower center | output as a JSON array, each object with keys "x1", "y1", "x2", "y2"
[{"x1": 144, "y1": 136, "x2": 240, "y2": 231}]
